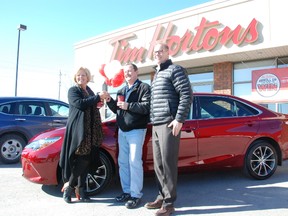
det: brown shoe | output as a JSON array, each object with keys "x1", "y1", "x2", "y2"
[
  {"x1": 144, "y1": 199, "x2": 163, "y2": 209},
  {"x1": 155, "y1": 206, "x2": 175, "y2": 216}
]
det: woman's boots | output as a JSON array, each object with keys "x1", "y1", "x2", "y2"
[
  {"x1": 75, "y1": 187, "x2": 91, "y2": 202},
  {"x1": 62, "y1": 184, "x2": 74, "y2": 203},
  {"x1": 62, "y1": 182, "x2": 90, "y2": 203}
]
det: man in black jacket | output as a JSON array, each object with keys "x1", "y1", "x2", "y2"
[
  {"x1": 145, "y1": 43, "x2": 193, "y2": 216},
  {"x1": 106, "y1": 63, "x2": 150, "y2": 209}
]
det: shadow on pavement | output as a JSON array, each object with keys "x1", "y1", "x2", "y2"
[{"x1": 39, "y1": 162, "x2": 288, "y2": 215}]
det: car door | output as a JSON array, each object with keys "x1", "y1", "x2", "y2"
[
  {"x1": 0, "y1": 103, "x2": 16, "y2": 131},
  {"x1": 13, "y1": 101, "x2": 53, "y2": 138},
  {"x1": 143, "y1": 99, "x2": 199, "y2": 171},
  {"x1": 143, "y1": 118, "x2": 198, "y2": 172},
  {"x1": 195, "y1": 95, "x2": 260, "y2": 166},
  {"x1": 46, "y1": 102, "x2": 69, "y2": 128},
  {"x1": 177, "y1": 99, "x2": 198, "y2": 169}
]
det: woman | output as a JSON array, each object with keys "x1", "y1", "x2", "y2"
[{"x1": 59, "y1": 67, "x2": 109, "y2": 203}]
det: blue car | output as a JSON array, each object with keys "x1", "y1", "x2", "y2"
[{"x1": 0, "y1": 97, "x2": 69, "y2": 164}]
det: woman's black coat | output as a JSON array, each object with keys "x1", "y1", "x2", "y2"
[{"x1": 59, "y1": 85, "x2": 101, "y2": 181}]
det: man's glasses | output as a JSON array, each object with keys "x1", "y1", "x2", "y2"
[{"x1": 154, "y1": 49, "x2": 167, "y2": 54}]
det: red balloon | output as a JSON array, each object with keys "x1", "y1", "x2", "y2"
[
  {"x1": 105, "y1": 77, "x2": 112, "y2": 86},
  {"x1": 105, "y1": 60, "x2": 121, "y2": 79},
  {"x1": 111, "y1": 69, "x2": 124, "y2": 87},
  {"x1": 98, "y1": 61, "x2": 124, "y2": 87},
  {"x1": 99, "y1": 64, "x2": 106, "y2": 78},
  {"x1": 99, "y1": 63, "x2": 112, "y2": 86}
]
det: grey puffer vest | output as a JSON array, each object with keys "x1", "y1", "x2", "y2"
[{"x1": 150, "y1": 59, "x2": 193, "y2": 125}]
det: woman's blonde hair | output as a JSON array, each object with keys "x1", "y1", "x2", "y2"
[{"x1": 73, "y1": 67, "x2": 92, "y2": 83}]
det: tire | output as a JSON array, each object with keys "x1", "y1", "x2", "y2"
[
  {"x1": 85, "y1": 151, "x2": 114, "y2": 196},
  {"x1": 0, "y1": 134, "x2": 26, "y2": 164},
  {"x1": 244, "y1": 140, "x2": 278, "y2": 180}
]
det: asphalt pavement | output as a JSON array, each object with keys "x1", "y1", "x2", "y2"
[{"x1": 0, "y1": 161, "x2": 288, "y2": 216}]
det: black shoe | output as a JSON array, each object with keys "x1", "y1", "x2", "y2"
[
  {"x1": 115, "y1": 193, "x2": 131, "y2": 202},
  {"x1": 76, "y1": 187, "x2": 91, "y2": 202},
  {"x1": 125, "y1": 197, "x2": 141, "y2": 209},
  {"x1": 63, "y1": 185, "x2": 74, "y2": 203}
]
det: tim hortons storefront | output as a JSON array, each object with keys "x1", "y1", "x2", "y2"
[{"x1": 74, "y1": 0, "x2": 288, "y2": 116}]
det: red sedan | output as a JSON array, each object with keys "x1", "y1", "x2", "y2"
[{"x1": 21, "y1": 93, "x2": 288, "y2": 195}]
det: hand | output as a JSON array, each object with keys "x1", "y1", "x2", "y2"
[
  {"x1": 104, "y1": 92, "x2": 111, "y2": 102},
  {"x1": 98, "y1": 91, "x2": 109, "y2": 100},
  {"x1": 105, "y1": 96, "x2": 111, "y2": 102},
  {"x1": 117, "y1": 101, "x2": 128, "y2": 110},
  {"x1": 96, "y1": 99, "x2": 104, "y2": 108},
  {"x1": 168, "y1": 120, "x2": 183, "y2": 136}
]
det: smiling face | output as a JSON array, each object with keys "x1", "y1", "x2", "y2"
[
  {"x1": 153, "y1": 43, "x2": 169, "y2": 65},
  {"x1": 124, "y1": 64, "x2": 138, "y2": 86},
  {"x1": 75, "y1": 68, "x2": 90, "y2": 88}
]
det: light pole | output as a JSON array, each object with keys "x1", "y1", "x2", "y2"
[{"x1": 15, "y1": 24, "x2": 27, "y2": 96}]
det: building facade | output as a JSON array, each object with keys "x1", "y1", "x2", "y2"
[{"x1": 74, "y1": 0, "x2": 288, "y2": 117}]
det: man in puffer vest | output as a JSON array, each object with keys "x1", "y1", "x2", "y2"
[{"x1": 145, "y1": 42, "x2": 193, "y2": 216}]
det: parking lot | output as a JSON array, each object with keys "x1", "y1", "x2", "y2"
[{"x1": 1, "y1": 161, "x2": 288, "y2": 216}]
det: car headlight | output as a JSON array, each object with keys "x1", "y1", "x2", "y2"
[{"x1": 25, "y1": 137, "x2": 61, "y2": 151}]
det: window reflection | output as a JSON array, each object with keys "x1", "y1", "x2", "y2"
[
  {"x1": 189, "y1": 72, "x2": 213, "y2": 93},
  {"x1": 233, "y1": 59, "x2": 288, "y2": 114}
]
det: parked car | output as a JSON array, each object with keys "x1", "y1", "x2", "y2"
[
  {"x1": 0, "y1": 97, "x2": 69, "y2": 164},
  {"x1": 21, "y1": 93, "x2": 288, "y2": 196}
]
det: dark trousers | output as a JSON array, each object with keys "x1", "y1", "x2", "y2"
[
  {"x1": 69, "y1": 154, "x2": 90, "y2": 188},
  {"x1": 152, "y1": 123, "x2": 180, "y2": 207}
]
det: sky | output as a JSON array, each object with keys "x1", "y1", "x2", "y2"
[{"x1": 0, "y1": 0, "x2": 212, "y2": 102}]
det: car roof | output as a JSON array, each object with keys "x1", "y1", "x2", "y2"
[
  {"x1": 193, "y1": 92, "x2": 250, "y2": 101},
  {"x1": 0, "y1": 96, "x2": 68, "y2": 105},
  {"x1": 193, "y1": 92, "x2": 233, "y2": 97}
]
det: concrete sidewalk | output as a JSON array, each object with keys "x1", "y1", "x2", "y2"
[{"x1": 1, "y1": 161, "x2": 288, "y2": 216}]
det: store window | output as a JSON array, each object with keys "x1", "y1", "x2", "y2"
[
  {"x1": 277, "y1": 103, "x2": 288, "y2": 113},
  {"x1": 277, "y1": 56, "x2": 288, "y2": 68},
  {"x1": 187, "y1": 66, "x2": 214, "y2": 93},
  {"x1": 260, "y1": 103, "x2": 288, "y2": 114},
  {"x1": 233, "y1": 58, "x2": 288, "y2": 114},
  {"x1": 274, "y1": 57, "x2": 288, "y2": 114},
  {"x1": 233, "y1": 59, "x2": 275, "y2": 100}
]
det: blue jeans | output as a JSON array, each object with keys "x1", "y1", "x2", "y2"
[{"x1": 118, "y1": 128, "x2": 146, "y2": 198}]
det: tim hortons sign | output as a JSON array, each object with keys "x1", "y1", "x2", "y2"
[{"x1": 109, "y1": 17, "x2": 259, "y2": 64}]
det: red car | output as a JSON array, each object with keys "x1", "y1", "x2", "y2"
[{"x1": 21, "y1": 93, "x2": 288, "y2": 196}]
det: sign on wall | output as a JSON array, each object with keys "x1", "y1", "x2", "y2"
[
  {"x1": 110, "y1": 17, "x2": 259, "y2": 64},
  {"x1": 252, "y1": 68, "x2": 288, "y2": 102}
]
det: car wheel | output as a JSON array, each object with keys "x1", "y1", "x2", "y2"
[
  {"x1": 244, "y1": 140, "x2": 278, "y2": 180},
  {"x1": 85, "y1": 151, "x2": 114, "y2": 196},
  {"x1": 0, "y1": 134, "x2": 26, "y2": 164}
]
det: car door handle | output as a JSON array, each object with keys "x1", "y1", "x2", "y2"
[
  {"x1": 15, "y1": 118, "x2": 27, "y2": 121},
  {"x1": 53, "y1": 119, "x2": 66, "y2": 123},
  {"x1": 182, "y1": 127, "x2": 196, "y2": 132},
  {"x1": 245, "y1": 121, "x2": 254, "y2": 126}
]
